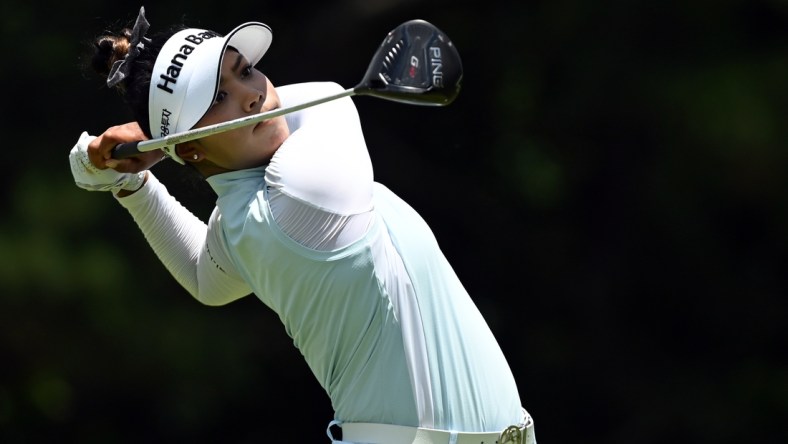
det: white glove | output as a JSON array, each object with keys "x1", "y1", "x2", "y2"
[{"x1": 69, "y1": 131, "x2": 146, "y2": 194}]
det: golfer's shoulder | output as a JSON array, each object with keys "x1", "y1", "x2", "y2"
[{"x1": 276, "y1": 81, "x2": 344, "y2": 104}]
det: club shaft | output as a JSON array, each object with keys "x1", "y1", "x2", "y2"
[{"x1": 112, "y1": 87, "x2": 357, "y2": 158}]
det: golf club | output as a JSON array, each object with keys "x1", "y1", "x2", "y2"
[{"x1": 112, "y1": 19, "x2": 463, "y2": 159}]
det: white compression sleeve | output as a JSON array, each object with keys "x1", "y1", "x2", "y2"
[
  {"x1": 116, "y1": 173, "x2": 252, "y2": 305},
  {"x1": 268, "y1": 83, "x2": 374, "y2": 250}
]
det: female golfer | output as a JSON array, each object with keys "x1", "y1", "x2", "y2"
[{"x1": 69, "y1": 7, "x2": 534, "y2": 444}]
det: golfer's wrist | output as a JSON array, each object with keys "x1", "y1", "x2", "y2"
[{"x1": 115, "y1": 171, "x2": 149, "y2": 197}]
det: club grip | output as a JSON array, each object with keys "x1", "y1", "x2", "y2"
[{"x1": 112, "y1": 141, "x2": 142, "y2": 159}]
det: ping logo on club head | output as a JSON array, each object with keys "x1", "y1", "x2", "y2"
[
  {"x1": 409, "y1": 55, "x2": 419, "y2": 78},
  {"x1": 429, "y1": 47, "x2": 443, "y2": 88}
]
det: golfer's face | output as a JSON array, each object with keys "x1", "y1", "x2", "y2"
[{"x1": 191, "y1": 50, "x2": 289, "y2": 170}]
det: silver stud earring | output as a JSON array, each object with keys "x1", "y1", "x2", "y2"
[{"x1": 193, "y1": 154, "x2": 199, "y2": 160}]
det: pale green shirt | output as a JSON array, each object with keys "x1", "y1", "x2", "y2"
[{"x1": 118, "y1": 82, "x2": 523, "y2": 431}]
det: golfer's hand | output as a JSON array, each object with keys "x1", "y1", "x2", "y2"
[
  {"x1": 69, "y1": 131, "x2": 147, "y2": 195},
  {"x1": 88, "y1": 122, "x2": 163, "y2": 174}
]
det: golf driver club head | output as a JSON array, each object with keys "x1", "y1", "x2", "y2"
[{"x1": 357, "y1": 19, "x2": 463, "y2": 106}]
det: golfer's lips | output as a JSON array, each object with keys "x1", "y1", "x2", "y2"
[{"x1": 253, "y1": 107, "x2": 279, "y2": 130}]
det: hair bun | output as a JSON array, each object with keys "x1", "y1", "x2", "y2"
[{"x1": 91, "y1": 29, "x2": 132, "y2": 79}]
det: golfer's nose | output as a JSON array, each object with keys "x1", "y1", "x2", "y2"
[{"x1": 243, "y1": 86, "x2": 265, "y2": 113}]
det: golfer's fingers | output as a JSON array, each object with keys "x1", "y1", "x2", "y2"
[
  {"x1": 106, "y1": 149, "x2": 164, "y2": 173},
  {"x1": 88, "y1": 122, "x2": 147, "y2": 168}
]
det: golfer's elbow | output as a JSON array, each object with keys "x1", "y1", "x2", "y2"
[
  {"x1": 194, "y1": 288, "x2": 250, "y2": 306},
  {"x1": 194, "y1": 291, "x2": 231, "y2": 306}
]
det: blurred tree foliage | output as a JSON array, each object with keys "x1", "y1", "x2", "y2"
[{"x1": 1, "y1": 0, "x2": 786, "y2": 442}]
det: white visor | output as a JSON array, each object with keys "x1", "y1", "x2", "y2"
[{"x1": 148, "y1": 22, "x2": 272, "y2": 164}]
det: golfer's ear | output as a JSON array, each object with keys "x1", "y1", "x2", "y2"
[{"x1": 175, "y1": 142, "x2": 202, "y2": 163}]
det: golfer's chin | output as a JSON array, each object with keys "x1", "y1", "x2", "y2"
[{"x1": 257, "y1": 119, "x2": 290, "y2": 159}]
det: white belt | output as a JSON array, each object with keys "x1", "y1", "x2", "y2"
[{"x1": 330, "y1": 411, "x2": 535, "y2": 444}]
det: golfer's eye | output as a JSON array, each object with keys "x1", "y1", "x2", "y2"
[{"x1": 241, "y1": 65, "x2": 253, "y2": 79}]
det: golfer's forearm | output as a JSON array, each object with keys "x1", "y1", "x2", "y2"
[{"x1": 115, "y1": 173, "x2": 205, "y2": 295}]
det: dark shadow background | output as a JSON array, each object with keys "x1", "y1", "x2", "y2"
[{"x1": 1, "y1": 0, "x2": 787, "y2": 442}]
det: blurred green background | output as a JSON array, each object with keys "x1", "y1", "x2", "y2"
[{"x1": 1, "y1": 0, "x2": 787, "y2": 442}]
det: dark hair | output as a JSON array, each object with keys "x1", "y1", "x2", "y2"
[{"x1": 90, "y1": 24, "x2": 185, "y2": 138}]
